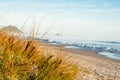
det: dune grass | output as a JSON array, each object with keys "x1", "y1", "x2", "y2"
[{"x1": 0, "y1": 31, "x2": 78, "y2": 80}]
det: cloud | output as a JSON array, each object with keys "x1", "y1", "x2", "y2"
[{"x1": 0, "y1": 0, "x2": 120, "y2": 41}]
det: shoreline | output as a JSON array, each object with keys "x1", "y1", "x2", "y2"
[
  {"x1": 47, "y1": 43, "x2": 120, "y2": 62},
  {"x1": 45, "y1": 43, "x2": 120, "y2": 80}
]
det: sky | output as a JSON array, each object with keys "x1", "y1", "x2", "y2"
[{"x1": 0, "y1": 0, "x2": 120, "y2": 41}]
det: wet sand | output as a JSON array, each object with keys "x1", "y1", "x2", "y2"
[{"x1": 45, "y1": 44, "x2": 120, "y2": 80}]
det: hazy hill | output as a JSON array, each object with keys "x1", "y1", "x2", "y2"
[{"x1": 0, "y1": 25, "x2": 22, "y2": 33}]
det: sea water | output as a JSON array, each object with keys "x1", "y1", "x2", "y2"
[
  {"x1": 23, "y1": 34, "x2": 120, "y2": 60},
  {"x1": 98, "y1": 52, "x2": 120, "y2": 60},
  {"x1": 45, "y1": 35, "x2": 120, "y2": 60}
]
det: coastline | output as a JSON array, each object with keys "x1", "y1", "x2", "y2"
[
  {"x1": 47, "y1": 43, "x2": 120, "y2": 62},
  {"x1": 45, "y1": 43, "x2": 120, "y2": 80}
]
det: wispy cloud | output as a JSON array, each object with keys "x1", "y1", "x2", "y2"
[{"x1": 0, "y1": 0, "x2": 120, "y2": 41}]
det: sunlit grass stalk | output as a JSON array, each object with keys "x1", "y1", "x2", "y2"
[{"x1": 0, "y1": 31, "x2": 78, "y2": 80}]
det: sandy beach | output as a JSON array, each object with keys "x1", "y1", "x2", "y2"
[{"x1": 45, "y1": 44, "x2": 120, "y2": 80}]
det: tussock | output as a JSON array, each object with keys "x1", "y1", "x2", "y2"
[{"x1": 0, "y1": 31, "x2": 78, "y2": 80}]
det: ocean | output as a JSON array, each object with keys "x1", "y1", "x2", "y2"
[{"x1": 23, "y1": 34, "x2": 120, "y2": 60}]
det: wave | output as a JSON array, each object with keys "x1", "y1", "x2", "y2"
[
  {"x1": 20, "y1": 34, "x2": 120, "y2": 56},
  {"x1": 97, "y1": 41, "x2": 120, "y2": 44}
]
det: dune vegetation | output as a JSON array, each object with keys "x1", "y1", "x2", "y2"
[{"x1": 0, "y1": 31, "x2": 78, "y2": 80}]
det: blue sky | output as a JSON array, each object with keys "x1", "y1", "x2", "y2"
[{"x1": 0, "y1": 0, "x2": 120, "y2": 41}]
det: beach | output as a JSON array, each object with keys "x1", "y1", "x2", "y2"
[{"x1": 46, "y1": 44, "x2": 120, "y2": 80}]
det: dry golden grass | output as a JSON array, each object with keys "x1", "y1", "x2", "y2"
[{"x1": 0, "y1": 31, "x2": 78, "y2": 80}]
